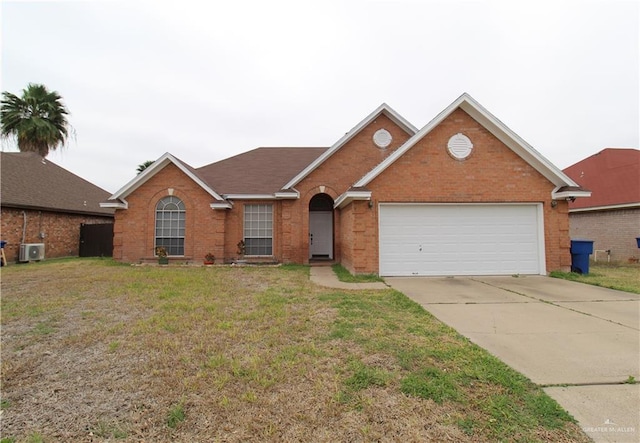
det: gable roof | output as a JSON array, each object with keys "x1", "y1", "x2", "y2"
[
  {"x1": 197, "y1": 147, "x2": 327, "y2": 196},
  {"x1": 353, "y1": 93, "x2": 589, "y2": 200},
  {"x1": 0, "y1": 152, "x2": 114, "y2": 216},
  {"x1": 103, "y1": 152, "x2": 230, "y2": 209},
  {"x1": 103, "y1": 94, "x2": 590, "y2": 208},
  {"x1": 282, "y1": 103, "x2": 418, "y2": 190},
  {"x1": 102, "y1": 148, "x2": 328, "y2": 208},
  {"x1": 563, "y1": 148, "x2": 640, "y2": 210}
]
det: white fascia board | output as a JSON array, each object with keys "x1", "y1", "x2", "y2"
[
  {"x1": 283, "y1": 103, "x2": 416, "y2": 190},
  {"x1": 210, "y1": 202, "x2": 233, "y2": 210},
  {"x1": 552, "y1": 188, "x2": 592, "y2": 200},
  {"x1": 569, "y1": 202, "x2": 640, "y2": 213},
  {"x1": 354, "y1": 99, "x2": 461, "y2": 187},
  {"x1": 457, "y1": 95, "x2": 579, "y2": 188},
  {"x1": 221, "y1": 192, "x2": 300, "y2": 200},
  {"x1": 355, "y1": 93, "x2": 579, "y2": 189},
  {"x1": 274, "y1": 190, "x2": 300, "y2": 199},
  {"x1": 222, "y1": 194, "x2": 277, "y2": 200},
  {"x1": 100, "y1": 201, "x2": 127, "y2": 209},
  {"x1": 334, "y1": 190, "x2": 372, "y2": 209},
  {"x1": 109, "y1": 152, "x2": 227, "y2": 203}
]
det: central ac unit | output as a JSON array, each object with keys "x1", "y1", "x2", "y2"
[{"x1": 19, "y1": 243, "x2": 45, "y2": 262}]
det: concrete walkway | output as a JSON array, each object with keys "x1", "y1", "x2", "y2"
[
  {"x1": 309, "y1": 265, "x2": 388, "y2": 290},
  {"x1": 386, "y1": 275, "x2": 640, "y2": 443}
]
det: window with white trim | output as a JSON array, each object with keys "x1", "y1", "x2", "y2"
[
  {"x1": 155, "y1": 196, "x2": 185, "y2": 256},
  {"x1": 244, "y1": 204, "x2": 273, "y2": 256}
]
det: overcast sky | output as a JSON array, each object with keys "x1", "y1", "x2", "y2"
[{"x1": 2, "y1": 0, "x2": 638, "y2": 194}]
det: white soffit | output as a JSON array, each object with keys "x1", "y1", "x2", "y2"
[
  {"x1": 282, "y1": 103, "x2": 417, "y2": 190},
  {"x1": 334, "y1": 190, "x2": 372, "y2": 209}
]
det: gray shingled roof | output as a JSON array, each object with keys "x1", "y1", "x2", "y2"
[
  {"x1": 1, "y1": 152, "x2": 114, "y2": 216},
  {"x1": 196, "y1": 147, "x2": 328, "y2": 195}
]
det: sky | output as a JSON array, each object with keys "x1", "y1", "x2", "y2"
[{"x1": 1, "y1": 0, "x2": 638, "y2": 194}]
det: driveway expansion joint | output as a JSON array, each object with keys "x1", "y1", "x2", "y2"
[
  {"x1": 540, "y1": 381, "x2": 640, "y2": 388},
  {"x1": 471, "y1": 277, "x2": 640, "y2": 332}
]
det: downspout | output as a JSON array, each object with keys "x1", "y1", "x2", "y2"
[{"x1": 21, "y1": 211, "x2": 27, "y2": 244}]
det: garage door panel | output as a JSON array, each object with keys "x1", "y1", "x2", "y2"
[{"x1": 379, "y1": 204, "x2": 543, "y2": 276}]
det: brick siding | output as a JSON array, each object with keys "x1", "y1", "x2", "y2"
[
  {"x1": 0, "y1": 207, "x2": 112, "y2": 262},
  {"x1": 112, "y1": 109, "x2": 572, "y2": 274},
  {"x1": 114, "y1": 163, "x2": 226, "y2": 263},
  {"x1": 282, "y1": 113, "x2": 413, "y2": 265},
  {"x1": 339, "y1": 108, "x2": 571, "y2": 274},
  {"x1": 569, "y1": 208, "x2": 640, "y2": 262}
]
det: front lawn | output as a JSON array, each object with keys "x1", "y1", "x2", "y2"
[
  {"x1": 550, "y1": 262, "x2": 640, "y2": 294},
  {"x1": 1, "y1": 259, "x2": 589, "y2": 442}
]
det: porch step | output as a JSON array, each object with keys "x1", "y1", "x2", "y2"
[{"x1": 309, "y1": 259, "x2": 335, "y2": 267}]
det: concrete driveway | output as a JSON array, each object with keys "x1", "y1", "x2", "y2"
[{"x1": 387, "y1": 275, "x2": 640, "y2": 443}]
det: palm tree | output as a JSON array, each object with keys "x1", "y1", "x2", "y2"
[
  {"x1": 1, "y1": 83, "x2": 72, "y2": 157},
  {"x1": 136, "y1": 160, "x2": 154, "y2": 174}
]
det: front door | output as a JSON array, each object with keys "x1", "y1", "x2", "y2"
[{"x1": 309, "y1": 211, "x2": 333, "y2": 258}]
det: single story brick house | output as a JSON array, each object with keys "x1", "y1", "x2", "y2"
[
  {"x1": 102, "y1": 93, "x2": 589, "y2": 276},
  {"x1": 1, "y1": 152, "x2": 114, "y2": 262},
  {"x1": 563, "y1": 148, "x2": 640, "y2": 263}
]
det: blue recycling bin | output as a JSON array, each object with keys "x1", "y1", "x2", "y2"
[
  {"x1": 570, "y1": 239, "x2": 594, "y2": 274},
  {"x1": 636, "y1": 237, "x2": 640, "y2": 248}
]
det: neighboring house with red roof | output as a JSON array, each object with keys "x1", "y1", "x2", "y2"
[
  {"x1": 563, "y1": 148, "x2": 640, "y2": 262},
  {"x1": 0, "y1": 152, "x2": 114, "y2": 262},
  {"x1": 102, "y1": 93, "x2": 590, "y2": 276}
]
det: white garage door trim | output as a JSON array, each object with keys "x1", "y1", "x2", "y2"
[{"x1": 379, "y1": 203, "x2": 546, "y2": 276}]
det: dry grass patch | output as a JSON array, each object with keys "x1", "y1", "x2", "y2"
[
  {"x1": 1, "y1": 259, "x2": 589, "y2": 442},
  {"x1": 550, "y1": 262, "x2": 640, "y2": 293}
]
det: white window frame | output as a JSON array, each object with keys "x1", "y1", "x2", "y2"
[
  {"x1": 243, "y1": 204, "x2": 273, "y2": 256},
  {"x1": 155, "y1": 196, "x2": 185, "y2": 256}
]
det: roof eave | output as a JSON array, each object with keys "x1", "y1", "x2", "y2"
[
  {"x1": 283, "y1": 103, "x2": 416, "y2": 190},
  {"x1": 109, "y1": 152, "x2": 227, "y2": 203},
  {"x1": 210, "y1": 202, "x2": 233, "y2": 210},
  {"x1": 457, "y1": 95, "x2": 579, "y2": 188},
  {"x1": 334, "y1": 190, "x2": 372, "y2": 209},
  {"x1": 355, "y1": 93, "x2": 580, "y2": 190},
  {"x1": 220, "y1": 190, "x2": 300, "y2": 200},
  {"x1": 222, "y1": 194, "x2": 277, "y2": 200},
  {"x1": 274, "y1": 190, "x2": 300, "y2": 199},
  {"x1": 552, "y1": 189, "x2": 592, "y2": 200},
  {"x1": 4, "y1": 202, "x2": 115, "y2": 216},
  {"x1": 569, "y1": 202, "x2": 640, "y2": 213},
  {"x1": 100, "y1": 200, "x2": 128, "y2": 210}
]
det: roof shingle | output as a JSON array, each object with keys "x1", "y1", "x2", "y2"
[
  {"x1": 1, "y1": 152, "x2": 114, "y2": 216},
  {"x1": 196, "y1": 147, "x2": 328, "y2": 195},
  {"x1": 563, "y1": 148, "x2": 640, "y2": 209}
]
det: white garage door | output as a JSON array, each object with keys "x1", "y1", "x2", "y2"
[{"x1": 379, "y1": 204, "x2": 544, "y2": 276}]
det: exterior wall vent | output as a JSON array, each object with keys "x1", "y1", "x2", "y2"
[
  {"x1": 373, "y1": 129, "x2": 393, "y2": 148},
  {"x1": 447, "y1": 133, "x2": 473, "y2": 160}
]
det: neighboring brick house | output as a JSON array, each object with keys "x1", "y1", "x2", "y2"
[
  {"x1": 102, "y1": 93, "x2": 589, "y2": 276},
  {"x1": 0, "y1": 152, "x2": 114, "y2": 262},
  {"x1": 563, "y1": 148, "x2": 640, "y2": 262}
]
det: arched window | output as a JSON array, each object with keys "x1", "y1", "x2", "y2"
[{"x1": 155, "y1": 196, "x2": 185, "y2": 256}]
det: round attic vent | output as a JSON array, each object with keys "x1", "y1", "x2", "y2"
[
  {"x1": 447, "y1": 133, "x2": 473, "y2": 160},
  {"x1": 373, "y1": 129, "x2": 392, "y2": 148}
]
